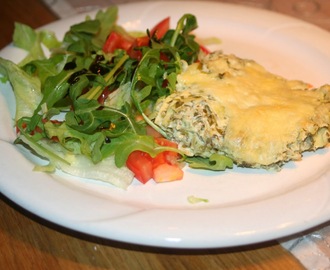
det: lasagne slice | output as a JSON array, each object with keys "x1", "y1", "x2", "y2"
[{"x1": 152, "y1": 52, "x2": 330, "y2": 169}]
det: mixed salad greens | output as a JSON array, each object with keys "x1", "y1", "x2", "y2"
[{"x1": 0, "y1": 6, "x2": 233, "y2": 189}]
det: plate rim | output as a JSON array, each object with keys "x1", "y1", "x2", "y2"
[{"x1": 1, "y1": 0, "x2": 330, "y2": 248}]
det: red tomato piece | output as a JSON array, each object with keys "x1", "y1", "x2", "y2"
[
  {"x1": 126, "y1": 151, "x2": 153, "y2": 184},
  {"x1": 153, "y1": 163, "x2": 184, "y2": 183},
  {"x1": 102, "y1": 32, "x2": 135, "y2": 53},
  {"x1": 150, "y1": 17, "x2": 170, "y2": 39},
  {"x1": 152, "y1": 152, "x2": 168, "y2": 170},
  {"x1": 152, "y1": 138, "x2": 183, "y2": 182},
  {"x1": 155, "y1": 137, "x2": 178, "y2": 148},
  {"x1": 127, "y1": 35, "x2": 150, "y2": 59},
  {"x1": 103, "y1": 17, "x2": 170, "y2": 60},
  {"x1": 154, "y1": 138, "x2": 180, "y2": 165},
  {"x1": 127, "y1": 17, "x2": 170, "y2": 59},
  {"x1": 199, "y1": 44, "x2": 210, "y2": 54},
  {"x1": 126, "y1": 141, "x2": 183, "y2": 184},
  {"x1": 135, "y1": 36, "x2": 150, "y2": 47}
]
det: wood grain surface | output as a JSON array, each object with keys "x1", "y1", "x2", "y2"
[{"x1": 0, "y1": 0, "x2": 306, "y2": 269}]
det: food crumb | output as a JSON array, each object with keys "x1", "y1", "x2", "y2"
[{"x1": 187, "y1": 195, "x2": 209, "y2": 204}]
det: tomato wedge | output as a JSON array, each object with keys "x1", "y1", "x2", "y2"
[
  {"x1": 102, "y1": 16, "x2": 207, "y2": 61},
  {"x1": 154, "y1": 137, "x2": 180, "y2": 166},
  {"x1": 153, "y1": 163, "x2": 184, "y2": 183},
  {"x1": 102, "y1": 31, "x2": 135, "y2": 53},
  {"x1": 126, "y1": 151, "x2": 153, "y2": 184},
  {"x1": 149, "y1": 17, "x2": 170, "y2": 39},
  {"x1": 126, "y1": 138, "x2": 183, "y2": 184},
  {"x1": 103, "y1": 17, "x2": 170, "y2": 58},
  {"x1": 135, "y1": 36, "x2": 150, "y2": 47}
]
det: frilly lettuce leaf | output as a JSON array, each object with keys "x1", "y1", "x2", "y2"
[
  {"x1": 13, "y1": 22, "x2": 61, "y2": 66},
  {"x1": 17, "y1": 135, "x2": 134, "y2": 189},
  {"x1": 0, "y1": 57, "x2": 42, "y2": 121}
]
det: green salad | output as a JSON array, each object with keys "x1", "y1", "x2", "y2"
[{"x1": 0, "y1": 6, "x2": 232, "y2": 189}]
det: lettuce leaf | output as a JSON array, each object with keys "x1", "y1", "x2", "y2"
[
  {"x1": 186, "y1": 153, "x2": 233, "y2": 171},
  {"x1": 0, "y1": 57, "x2": 42, "y2": 121},
  {"x1": 13, "y1": 22, "x2": 61, "y2": 66},
  {"x1": 17, "y1": 135, "x2": 134, "y2": 189}
]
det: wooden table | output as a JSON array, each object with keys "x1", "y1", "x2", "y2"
[{"x1": 0, "y1": 1, "x2": 307, "y2": 269}]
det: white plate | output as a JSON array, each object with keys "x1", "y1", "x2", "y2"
[{"x1": 1, "y1": 1, "x2": 330, "y2": 248}]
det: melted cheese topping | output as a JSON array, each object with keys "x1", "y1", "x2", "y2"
[{"x1": 171, "y1": 53, "x2": 330, "y2": 167}]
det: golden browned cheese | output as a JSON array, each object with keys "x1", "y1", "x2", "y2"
[{"x1": 153, "y1": 52, "x2": 330, "y2": 169}]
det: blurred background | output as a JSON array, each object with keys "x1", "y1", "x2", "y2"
[{"x1": 43, "y1": 0, "x2": 330, "y2": 30}]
